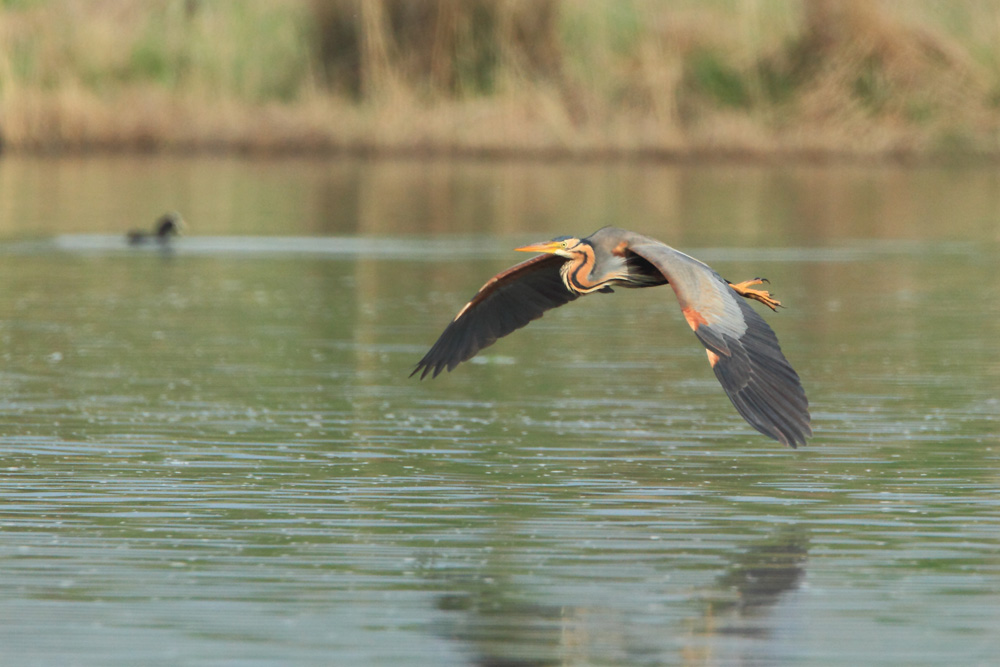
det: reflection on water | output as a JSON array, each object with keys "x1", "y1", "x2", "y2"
[
  {"x1": 0, "y1": 157, "x2": 999, "y2": 665},
  {"x1": 433, "y1": 525, "x2": 810, "y2": 666},
  {"x1": 699, "y1": 525, "x2": 809, "y2": 637}
]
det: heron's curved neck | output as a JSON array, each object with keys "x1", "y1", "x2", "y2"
[{"x1": 560, "y1": 244, "x2": 609, "y2": 294}]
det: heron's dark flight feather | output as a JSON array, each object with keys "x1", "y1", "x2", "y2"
[
  {"x1": 411, "y1": 254, "x2": 577, "y2": 379},
  {"x1": 694, "y1": 299, "x2": 811, "y2": 448},
  {"x1": 625, "y1": 238, "x2": 811, "y2": 448}
]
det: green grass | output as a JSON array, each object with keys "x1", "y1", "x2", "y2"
[{"x1": 688, "y1": 51, "x2": 752, "y2": 109}]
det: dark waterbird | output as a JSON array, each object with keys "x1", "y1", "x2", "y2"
[
  {"x1": 412, "y1": 227, "x2": 811, "y2": 448},
  {"x1": 127, "y1": 211, "x2": 184, "y2": 245}
]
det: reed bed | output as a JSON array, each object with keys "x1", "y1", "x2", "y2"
[{"x1": 1, "y1": 0, "x2": 998, "y2": 159}]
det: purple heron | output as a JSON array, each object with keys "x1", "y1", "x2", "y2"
[{"x1": 412, "y1": 227, "x2": 811, "y2": 448}]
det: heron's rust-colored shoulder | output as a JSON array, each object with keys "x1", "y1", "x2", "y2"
[
  {"x1": 627, "y1": 241, "x2": 745, "y2": 339},
  {"x1": 682, "y1": 306, "x2": 709, "y2": 330}
]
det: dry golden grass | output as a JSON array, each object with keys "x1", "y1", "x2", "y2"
[{"x1": 1, "y1": 0, "x2": 999, "y2": 160}]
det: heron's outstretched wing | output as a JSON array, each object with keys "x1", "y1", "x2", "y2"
[
  {"x1": 412, "y1": 254, "x2": 577, "y2": 379},
  {"x1": 629, "y1": 241, "x2": 812, "y2": 447}
]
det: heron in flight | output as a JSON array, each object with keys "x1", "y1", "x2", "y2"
[{"x1": 412, "y1": 227, "x2": 811, "y2": 448}]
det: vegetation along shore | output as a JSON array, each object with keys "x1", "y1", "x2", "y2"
[{"x1": 1, "y1": 0, "x2": 999, "y2": 161}]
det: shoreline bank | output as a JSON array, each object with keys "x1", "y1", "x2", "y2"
[{"x1": 3, "y1": 1, "x2": 999, "y2": 163}]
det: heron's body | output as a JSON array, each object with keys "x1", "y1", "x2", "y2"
[{"x1": 413, "y1": 227, "x2": 811, "y2": 448}]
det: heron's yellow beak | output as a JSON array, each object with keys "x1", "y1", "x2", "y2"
[{"x1": 514, "y1": 240, "x2": 563, "y2": 254}]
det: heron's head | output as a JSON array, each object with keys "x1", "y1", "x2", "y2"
[{"x1": 515, "y1": 235, "x2": 586, "y2": 259}]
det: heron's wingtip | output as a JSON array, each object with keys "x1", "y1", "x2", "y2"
[{"x1": 410, "y1": 361, "x2": 444, "y2": 380}]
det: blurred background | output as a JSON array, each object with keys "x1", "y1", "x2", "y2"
[
  {"x1": 1, "y1": 3, "x2": 999, "y2": 666},
  {"x1": 1, "y1": 0, "x2": 999, "y2": 158}
]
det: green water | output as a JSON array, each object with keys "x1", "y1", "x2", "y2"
[{"x1": 1, "y1": 157, "x2": 998, "y2": 665}]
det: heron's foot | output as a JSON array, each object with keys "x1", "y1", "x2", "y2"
[{"x1": 729, "y1": 278, "x2": 782, "y2": 311}]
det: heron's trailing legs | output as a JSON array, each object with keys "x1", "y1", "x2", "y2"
[{"x1": 729, "y1": 278, "x2": 782, "y2": 311}]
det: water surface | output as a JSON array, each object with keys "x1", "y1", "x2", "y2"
[{"x1": 1, "y1": 157, "x2": 998, "y2": 665}]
